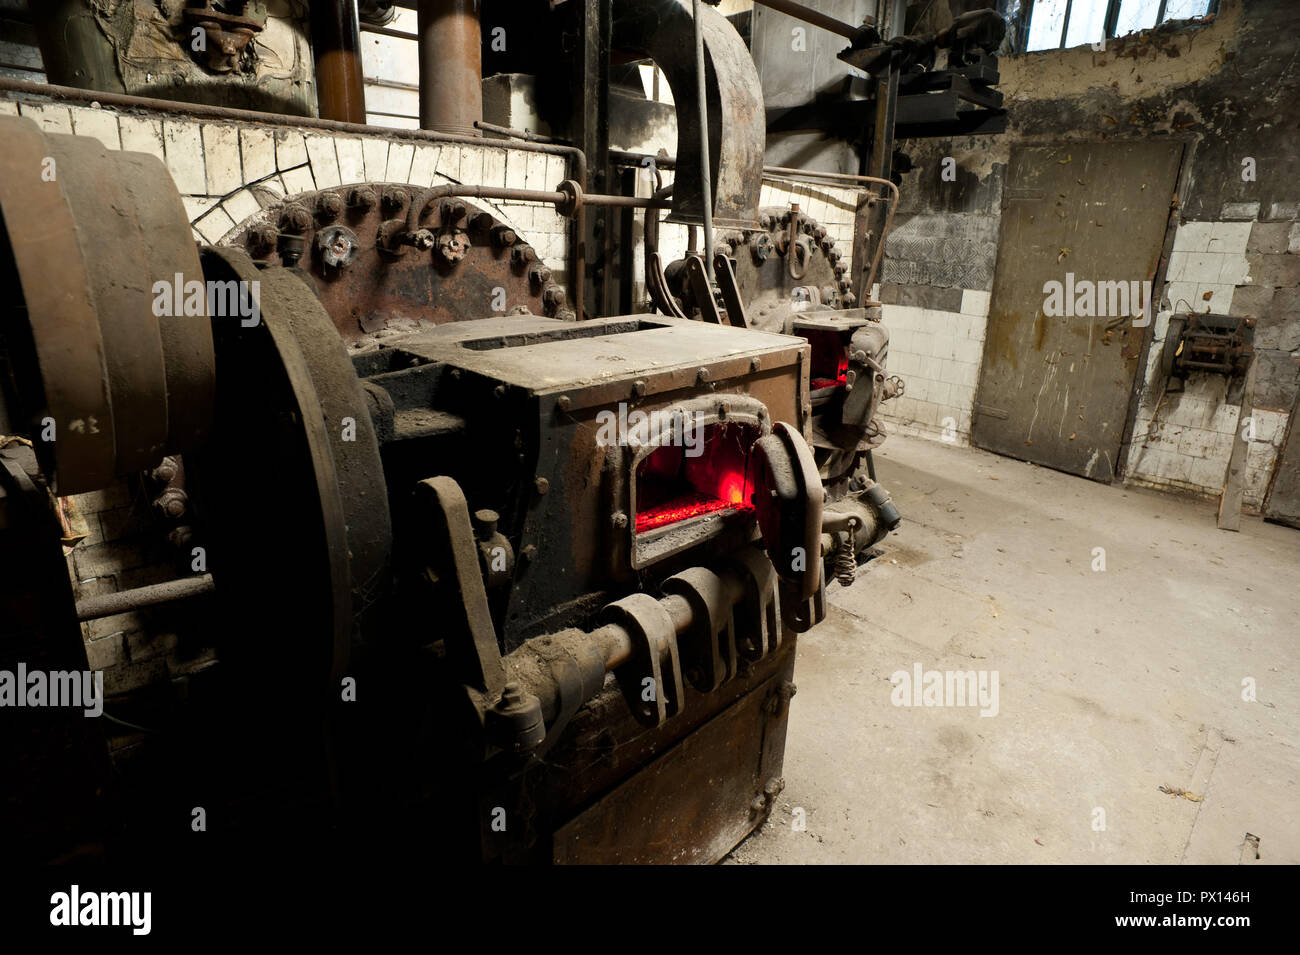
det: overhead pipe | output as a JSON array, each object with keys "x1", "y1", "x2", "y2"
[{"x1": 750, "y1": 0, "x2": 867, "y2": 40}]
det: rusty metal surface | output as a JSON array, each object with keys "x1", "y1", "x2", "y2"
[
  {"x1": 612, "y1": 0, "x2": 765, "y2": 229},
  {"x1": 46, "y1": 133, "x2": 169, "y2": 474},
  {"x1": 75, "y1": 573, "x2": 215, "y2": 622},
  {"x1": 418, "y1": 0, "x2": 484, "y2": 136},
  {"x1": 973, "y1": 142, "x2": 1183, "y2": 481},
  {"x1": 228, "y1": 184, "x2": 565, "y2": 343},
  {"x1": 414, "y1": 476, "x2": 507, "y2": 697},
  {"x1": 117, "y1": 152, "x2": 217, "y2": 455},
  {"x1": 0, "y1": 116, "x2": 216, "y2": 493},
  {"x1": 0, "y1": 116, "x2": 115, "y2": 492},
  {"x1": 551, "y1": 659, "x2": 794, "y2": 864},
  {"x1": 728, "y1": 206, "x2": 853, "y2": 332}
]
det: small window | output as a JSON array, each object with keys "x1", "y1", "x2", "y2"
[{"x1": 1020, "y1": 0, "x2": 1217, "y2": 53}]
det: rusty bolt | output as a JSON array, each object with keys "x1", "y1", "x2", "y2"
[
  {"x1": 534, "y1": 477, "x2": 549, "y2": 495},
  {"x1": 827, "y1": 248, "x2": 842, "y2": 265},
  {"x1": 279, "y1": 204, "x2": 312, "y2": 234},
  {"x1": 528, "y1": 264, "x2": 552, "y2": 287},
  {"x1": 317, "y1": 225, "x2": 361, "y2": 268},
  {"x1": 247, "y1": 223, "x2": 278, "y2": 253},
  {"x1": 472, "y1": 509, "x2": 499, "y2": 540},
  {"x1": 696, "y1": 367, "x2": 710, "y2": 384},
  {"x1": 152, "y1": 456, "x2": 179, "y2": 483},
  {"x1": 521, "y1": 544, "x2": 538, "y2": 562},
  {"x1": 493, "y1": 384, "x2": 508, "y2": 399},
  {"x1": 752, "y1": 232, "x2": 774, "y2": 263},
  {"x1": 631, "y1": 379, "x2": 647, "y2": 397},
  {"x1": 543, "y1": 285, "x2": 566, "y2": 310},
  {"x1": 750, "y1": 357, "x2": 761, "y2": 372},
  {"x1": 511, "y1": 245, "x2": 537, "y2": 267},
  {"x1": 409, "y1": 229, "x2": 435, "y2": 251},
  {"x1": 436, "y1": 230, "x2": 471, "y2": 263},
  {"x1": 556, "y1": 395, "x2": 571, "y2": 412},
  {"x1": 749, "y1": 795, "x2": 768, "y2": 815},
  {"x1": 491, "y1": 225, "x2": 518, "y2": 248},
  {"x1": 381, "y1": 186, "x2": 408, "y2": 214},
  {"x1": 611, "y1": 511, "x2": 628, "y2": 529},
  {"x1": 833, "y1": 262, "x2": 848, "y2": 278},
  {"x1": 348, "y1": 186, "x2": 377, "y2": 211},
  {"x1": 154, "y1": 487, "x2": 188, "y2": 519},
  {"x1": 440, "y1": 199, "x2": 467, "y2": 224},
  {"x1": 763, "y1": 777, "x2": 785, "y2": 798},
  {"x1": 556, "y1": 307, "x2": 576, "y2": 321},
  {"x1": 813, "y1": 225, "x2": 827, "y2": 241},
  {"x1": 757, "y1": 214, "x2": 773, "y2": 230},
  {"x1": 316, "y1": 191, "x2": 344, "y2": 221},
  {"x1": 842, "y1": 291, "x2": 857, "y2": 307}
]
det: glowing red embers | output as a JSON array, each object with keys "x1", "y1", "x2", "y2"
[
  {"x1": 634, "y1": 491, "x2": 755, "y2": 533},
  {"x1": 633, "y1": 422, "x2": 759, "y2": 535},
  {"x1": 805, "y1": 330, "x2": 850, "y2": 391}
]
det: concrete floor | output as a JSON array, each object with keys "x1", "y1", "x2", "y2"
[{"x1": 729, "y1": 434, "x2": 1300, "y2": 864}]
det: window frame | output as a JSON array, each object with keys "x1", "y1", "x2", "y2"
[{"x1": 1013, "y1": 0, "x2": 1222, "y2": 54}]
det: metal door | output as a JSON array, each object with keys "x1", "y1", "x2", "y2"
[
  {"x1": 1264, "y1": 392, "x2": 1300, "y2": 528},
  {"x1": 972, "y1": 141, "x2": 1183, "y2": 480}
]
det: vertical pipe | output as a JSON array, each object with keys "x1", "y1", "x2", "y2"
[
  {"x1": 312, "y1": 0, "x2": 368, "y2": 124},
  {"x1": 690, "y1": 0, "x2": 714, "y2": 280},
  {"x1": 418, "y1": 0, "x2": 484, "y2": 136}
]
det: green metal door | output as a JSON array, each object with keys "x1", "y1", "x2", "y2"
[{"x1": 972, "y1": 141, "x2": 1183, "y2": 480}]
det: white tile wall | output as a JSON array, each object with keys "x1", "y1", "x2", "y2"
[{"x1": 877, "y1": 289, "x2": 990, "y2": 446}]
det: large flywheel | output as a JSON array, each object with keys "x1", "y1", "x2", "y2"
[
  {"x1": 194, "y1": 247, "x2": 392, "y2": 695},
  {"x1": 0, "y1": 115, "x2": 214, "y2": 493}
]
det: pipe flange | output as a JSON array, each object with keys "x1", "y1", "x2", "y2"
[{"x1": 555, "y1": 178, "x2": 583, "y2": 219}]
